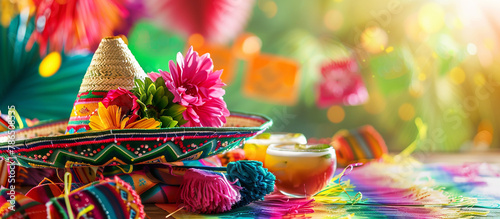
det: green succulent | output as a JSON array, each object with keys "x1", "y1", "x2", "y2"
[{"x1": 132, "y1": 77, "x2": 187, "y2": 128}]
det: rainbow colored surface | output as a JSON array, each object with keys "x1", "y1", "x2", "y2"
[{"x1": 154, "y1": 161, "x2": 500, "y2": 218}]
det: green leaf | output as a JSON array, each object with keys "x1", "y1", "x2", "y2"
[
  {"x1": 144, "y1": 77, "x2": 153, "y2": 90},
  {"x1": 158, "y1": 96, "x2": 169, "y2": 109},
  {"x1": 177, "y1": 117, "x2": 188, "y2": 126},
  {"x1": 132, "y1": 80, "x2": 142, "y2": 96},
  {"x1": 164, "y1": 104, "x2": 186, "y2": 117},
  {"x1": 153, "y1": 86, "x2": 165, "y2": 105},
  {"x1": 135, "y1": 78, "x2": 144, "y2": 89},
  {"x1": 139, "y1": 93, "x2": 146, "y2": 102},
  {"x1": 168, "y1": 120, "x2": 178, "y2": 128},
  {"x1": 137, "y1": 99, "x2": 147, "y2": 112},
  {"x1": 145, "y1": 94, "x2": 154, "y2": 105},
  {"x1": 147, "y1": 83, "x2": 156, "y2": 96},
  {"x1": 160, "y1": 116, "x2": 175, "y2": 128},
  {"x1": 166, "y1": 92, "x2": 175, "y2": 104},
  {"x1": 155, "y1": 76, "x2": 165, "y2": 88}
]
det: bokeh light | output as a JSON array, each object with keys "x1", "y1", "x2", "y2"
[
  {"x1": 398, "y1": 103, "x2": 415, "y2": 121},
  {"x1": 258, "y1": 0, "x2": 278, "y2": 18},
  {"x1": 188, "y1": 33, "x2": 205, "y2": 48},
  {"x1": 474, "y1": 73, "x2": 486, "y2": 87},
  {"x1": 418, "y1": 73, "x2": 426, "y2": 81},
  {"x1": 467, "y1": 43, "x2": 477, "y2": 55},
  {"x1": 39, "y1": 52, "x2": 62, "y2": 78},
  {"x1": 233, "y1": 33, "x2": 262, "y2": 59},
  {"x1": 360, "y1": 26, "x2": 388, "y2": 54},
  {"x1": 418, "y1": 3, "x2": 445, "y2": 33},
  {"x1": 243, "y1": 36, "x2": 262, "y2": 55},
  {"x1": 477, "y1": 48, "x2": 493, "y2": 67},
  {"x1": 448, "y1": 67, "x2": 465, "y2": 85},
  {"x1": 409, "y1": 82, "x2": 424, "y2": 98},
  {"x1": 324, "y1": 9, "x2": 343, "y2": 31},
  {"x1": 385, "y1": 46, "x2": 394, "y2": 53},
  {"x1": 404, "y1": 13, "x2": 425, "y2": 42},
  {"x1": 327, "y1": 105, "x2": 345, "y2": 123}
]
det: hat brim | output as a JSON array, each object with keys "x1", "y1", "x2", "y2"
[{"x1": 0, "y1": 112, "x2": 272, "y2": 168}]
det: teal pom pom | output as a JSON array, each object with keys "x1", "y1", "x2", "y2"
[{"x1": 226, "y1": 160, "x2": 275, "y2": 207}]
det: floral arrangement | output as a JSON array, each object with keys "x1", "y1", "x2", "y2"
[{"x1": 89, "y1": 46, "x2": 229, "y2": 131}]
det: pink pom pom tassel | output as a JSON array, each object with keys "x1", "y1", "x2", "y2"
[{"x1": 179, "y1": 168, "x2": 241, "y2": 214}]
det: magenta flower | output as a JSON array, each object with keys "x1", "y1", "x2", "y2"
[
  {"x1": 317, "y1": 58, "x2": 368, "y2": 108},
  {"x1": 149, "y1": 47, "x2": 229, "y2": 127},
  {"x1": 102, "y1": 87, "x2": 140, "y2": 116}
]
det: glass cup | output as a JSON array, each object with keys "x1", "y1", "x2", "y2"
[
  {"x1": 243, "y1": 133, "x2": 307, "y2": 165},
  {"x1": 264, "y1": 144, "x2": 336, "y2": 198}
]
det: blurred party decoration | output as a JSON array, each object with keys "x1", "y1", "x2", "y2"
[
  {"x1": 28, "y1": 0, "x2": 132, "y2": 55},
  {"x1": 369, "y1": 47, "x2": 413, "y2": 95},
  {"x1": 0, "y1": 14, "x2": 92, "y2": 120},
  {"x1": 188, "y1": 34, "x2": 237, "y2": 84},
  {"x1": 331, "y1": 125, "x2": 388, "y2": 167},
  {"x1": 272, "y1": 28, "x2": 352, "y2": 108},
  {"x1": 243, "y1": 54, "x2": 300, "y2": 105},
  {"x1": 127, "y1": 21, "x2": 186, "y2": 73},
  {"x1": 66, "y1": 36, "x2": 147, "y2": 134},
  {"x1": 317, "y1": 58, "x2": 368, "y2": 108},
  {"x1": 114, "y1": 0, "x2": 146, "y2": 36},
  {"x1": 232, "y1": 33, "x2": 262, "y2": 60},
  {"x1": 145, "y1": 0, "x2": 255, "y2": 44}
]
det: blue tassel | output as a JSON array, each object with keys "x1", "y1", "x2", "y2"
[{"x1": 226, "y1": 160, "x2": 276, "y2": 207}]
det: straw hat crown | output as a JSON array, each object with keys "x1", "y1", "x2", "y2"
[{"x1": 78, "y1": 36, "x2": 146, "y2": 93}]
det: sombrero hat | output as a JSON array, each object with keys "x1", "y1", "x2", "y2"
[{"x1": 0, "y1": 37, "x2": 272, "y2": 168}]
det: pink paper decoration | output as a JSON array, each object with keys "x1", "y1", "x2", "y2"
[
  {"x1": 146, "y1": 0, "x2": 254, "y2": 44},
  {"x1": 317, "y1": 58, "x2": 369, "y2": 108}
]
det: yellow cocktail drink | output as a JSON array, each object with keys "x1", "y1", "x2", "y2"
[{"x1": 243, "y1": 133, "x2": 307, "y2": 164}]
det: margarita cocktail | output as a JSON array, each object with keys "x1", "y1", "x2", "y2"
[{"x1": 265, "y1": 144, "x2": 336, "y2": 197}]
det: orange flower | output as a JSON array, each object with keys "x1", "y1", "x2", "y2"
[{"x1": 89, "y1": 102, "x2": 160, "y2": 130}]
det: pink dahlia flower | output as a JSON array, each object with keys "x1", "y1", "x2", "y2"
[{"x1": 149, "y1": 47, "x2": 229, "y2": 127}]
